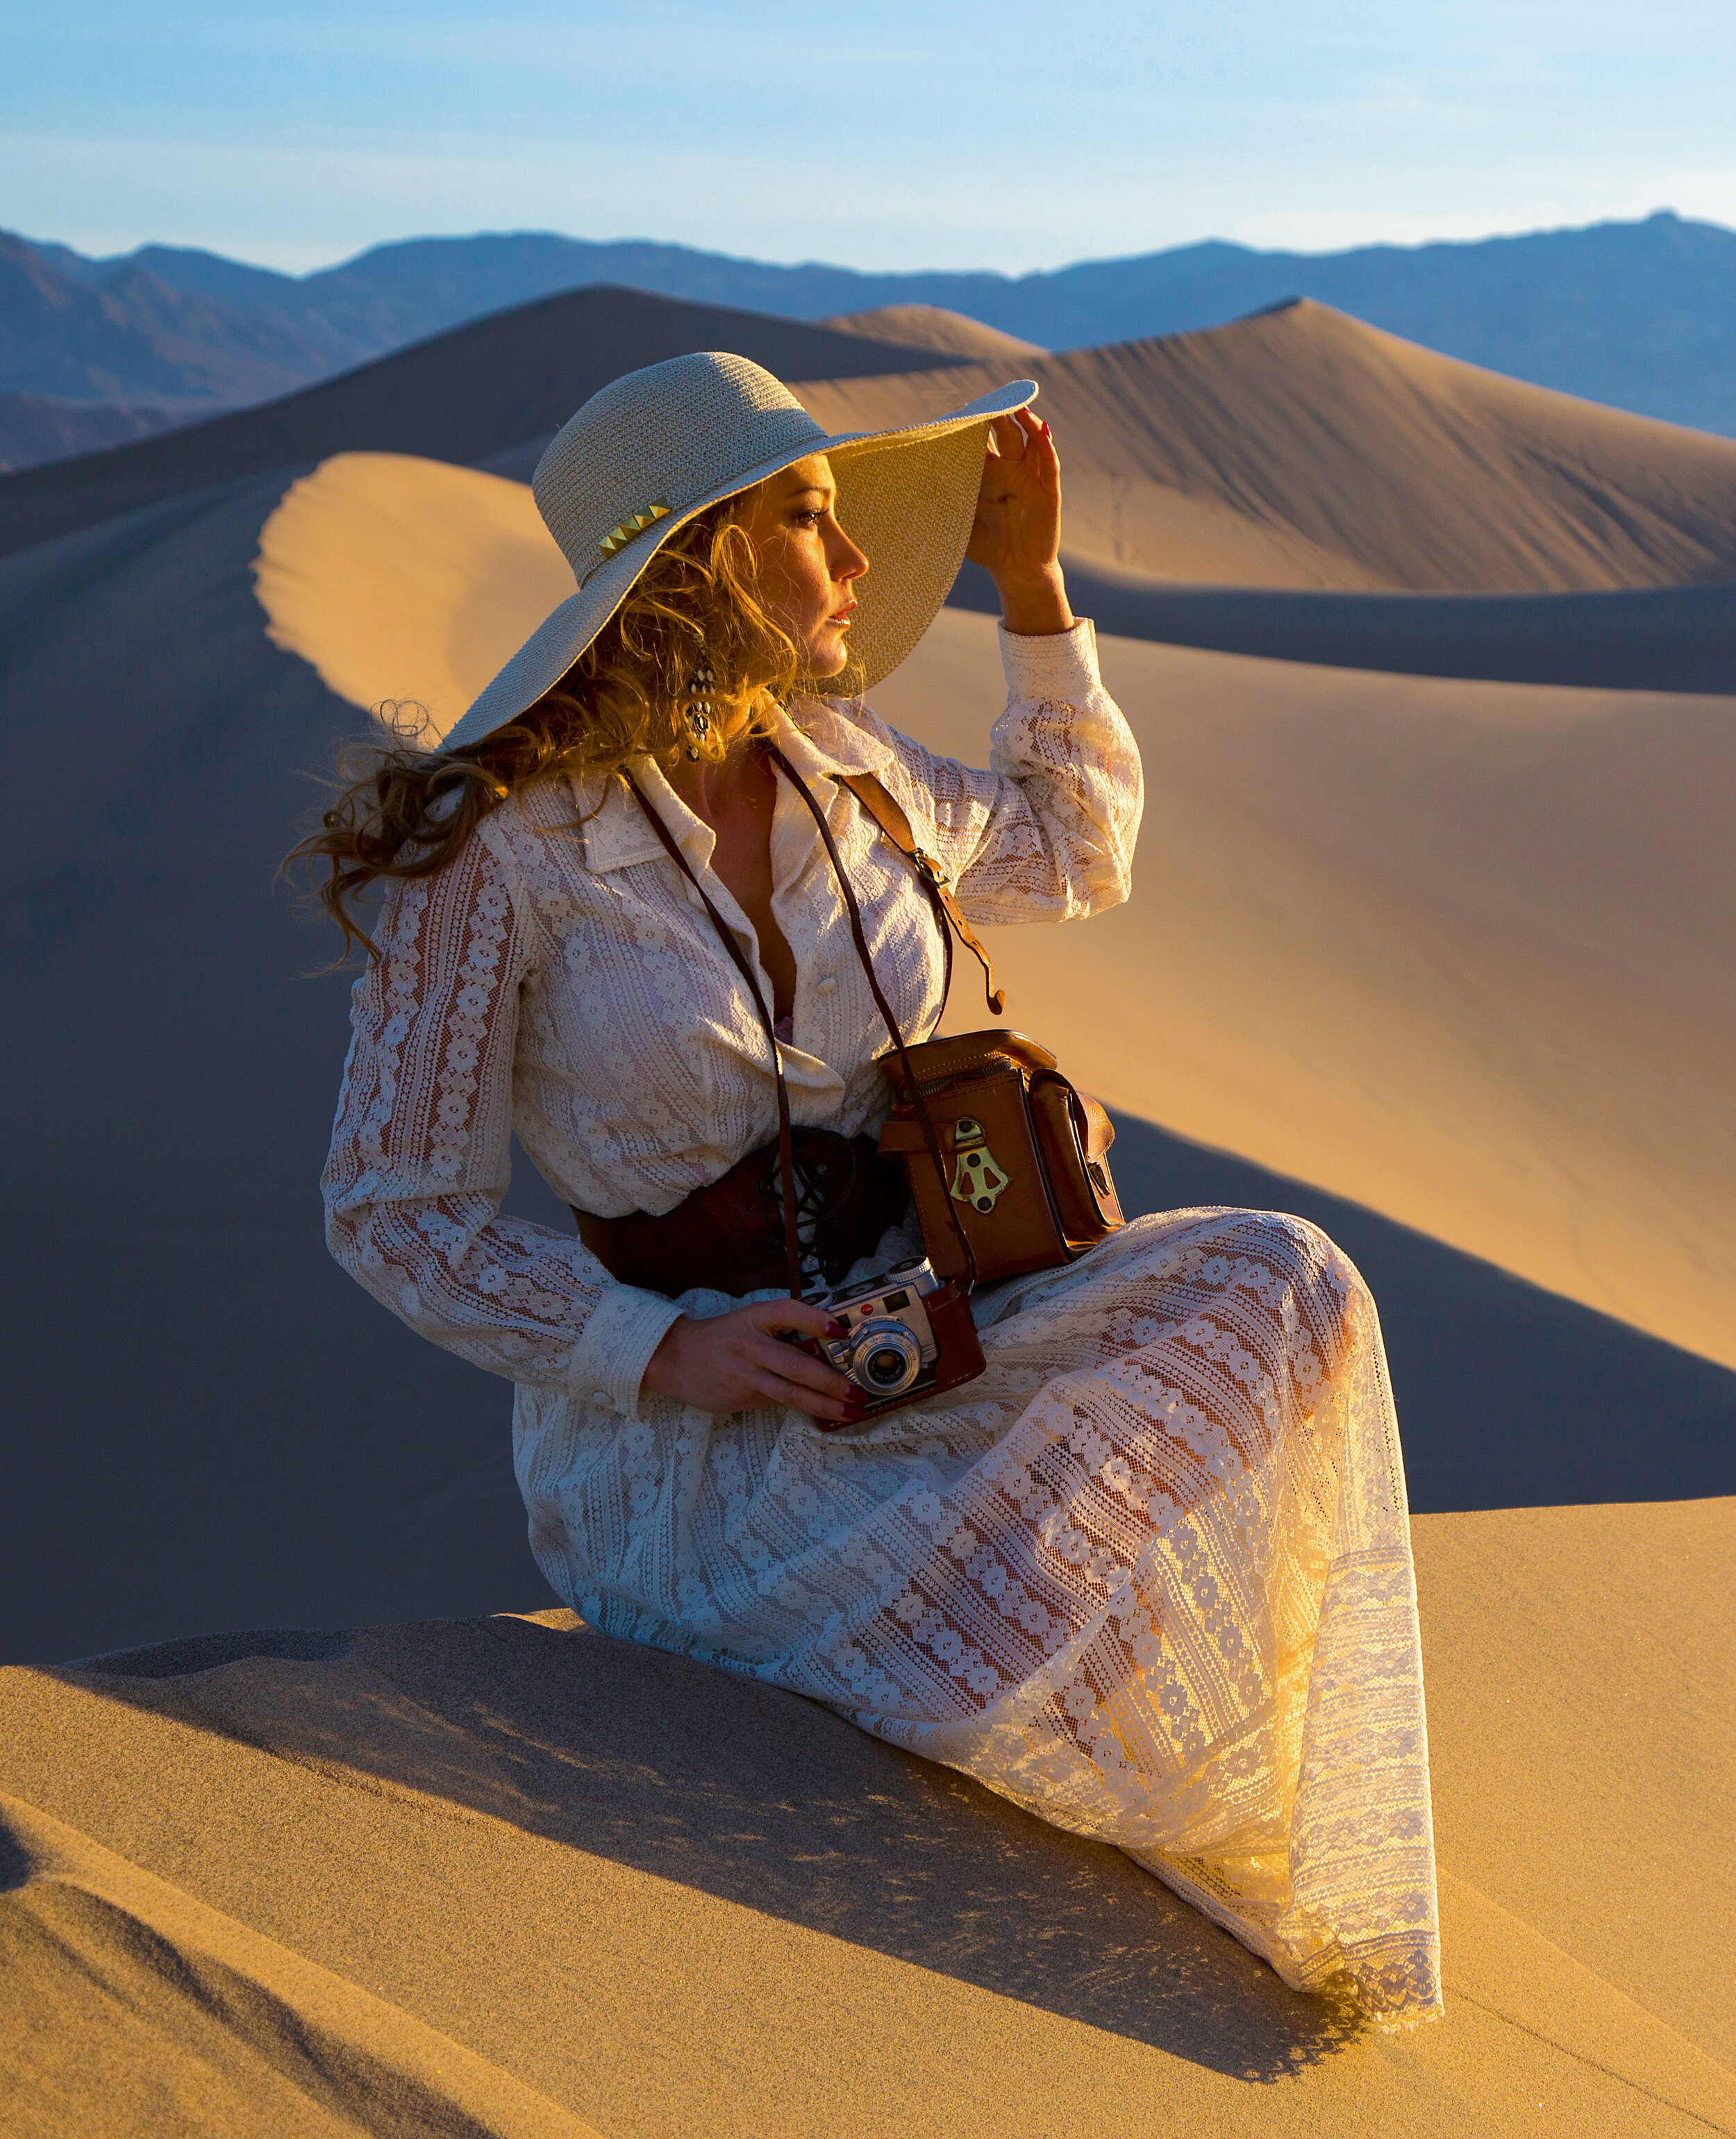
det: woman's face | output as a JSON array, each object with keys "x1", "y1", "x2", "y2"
[{"x1": 737, "y1": 454, "x2": 869, "y2": 677}]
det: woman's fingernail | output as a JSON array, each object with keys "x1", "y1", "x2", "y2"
[{"x1": 826, "y1": 1319, "x2": 848, "y2": 1339}]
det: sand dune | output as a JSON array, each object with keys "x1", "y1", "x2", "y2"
[
  {"x1": 255, "y1": 458, "x2": 1736, "y2": 1369},
  {"x1": 6, "y1": 283, "x2": 1735, "y2": 2133},
  {"x1": 0, "y1": 390, "x2": 187, "y2": 474},
  {"x1": 0, "y1": 283, "x2": 973, "y2": 565},
  {"x1": 794, "y1": 300, "x2": 1736, "y2": 591},
  {"x1": 886, "y1": 610, "x2": 1736, "y2": 1370},
  {"x1": 0, "y1": 1795, "x2": 603, "y2": 2137},
  {"x1": 821, "y1": 302, "x2": 1049, "y2": 360},
  {"x1": 3, "y1": 1497, "x2": 1731, "y2": 2136},
  {"x1": 19, "y1": 281, "x2": 1736, "y2": 607},
  {"x1": 256, "y1": 453, "x2": 578, "y2": 734},
  {"x1": 946, "y1": 560, "x2": 1736, "y2": 693}
]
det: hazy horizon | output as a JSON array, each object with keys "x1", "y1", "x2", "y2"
[
  {"x1": 19, "y1": 204, "x2": 1730, "y2": 288},
  {"x1": 7, "y1": 1, "x2": 1734, "y2": 275}
]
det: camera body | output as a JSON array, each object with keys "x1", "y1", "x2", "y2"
[{"x1": 798, "y1": 1257, "x2": 986, "y2": 1414}]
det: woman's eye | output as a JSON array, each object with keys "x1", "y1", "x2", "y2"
[{"x1": 792, "y1": 508, "x2": 822, "y2": 527}]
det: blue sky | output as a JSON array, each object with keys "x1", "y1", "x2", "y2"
[{"x1": 6, "y1": 0, "x2": 1735, "y2": 274}]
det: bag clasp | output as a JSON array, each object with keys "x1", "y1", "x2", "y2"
[{"x1": 949, "y1": 1115, "x2": 1011, "y2": 1214}]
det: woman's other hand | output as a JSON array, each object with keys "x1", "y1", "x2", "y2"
[
  {"x1": 967, "y1": 408, "x2": 1075, "y2": 636},
  {"x1": 641, "y1": 1299, "x2": 869, "y2": 1427}
]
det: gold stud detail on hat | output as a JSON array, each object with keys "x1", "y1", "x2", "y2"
[{"x1": 599, "y1": 499, "x2": 671, "y2": 560}]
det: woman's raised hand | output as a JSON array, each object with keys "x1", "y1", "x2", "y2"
[
  {"x1": 641, "y1": 1298, "x2": 869, "y2": 1428},
  {"x1": 967, "y1": 408, "x2": 1075, "y2": 636}
]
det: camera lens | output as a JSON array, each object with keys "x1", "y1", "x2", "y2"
[
  {"x1": 847, "y1": 1318, "x2": 922, "y2": 1396},
  {"x1": 864, "y1": 1345, "x2": 910, "y2": 1388}
]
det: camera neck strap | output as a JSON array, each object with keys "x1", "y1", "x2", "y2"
[
  {"x1": 761, "y1": 742, "x2": 977, "y2": 1292},
  {"x1": 623, "y1": 749, "x2": 976, "y2": 1300},
  {"x1": 826, "y1": 767, "x2": 1005, "y2": 1019},
  {"x1": 622, "y1": 769, "x2": 805, "y2": 1300}
]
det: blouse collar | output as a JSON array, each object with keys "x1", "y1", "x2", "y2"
[{"x1": 575, "y1": 696, "x2": 901, "y2": 876}]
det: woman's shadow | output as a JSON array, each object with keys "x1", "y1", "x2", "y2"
[{"x1": 73, "y1": 1610, "x2": 1366, "y2": 2083}]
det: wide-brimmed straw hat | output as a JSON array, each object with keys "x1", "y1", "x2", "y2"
[{"x1": 438, "y1": 350, "x2": 1038, "y2": 754}]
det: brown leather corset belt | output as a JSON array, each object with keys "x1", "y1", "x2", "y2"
[{"x1": 573, "y1": 1129, "x2": 905, "y2": 1299}]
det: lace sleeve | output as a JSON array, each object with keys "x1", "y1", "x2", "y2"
[
  {"x1": 321, "y1": 825, "x2": 683, "y2": 1420},
  {"x1": 870, "y1": 617, "x2": 1142, "y2": 924}
]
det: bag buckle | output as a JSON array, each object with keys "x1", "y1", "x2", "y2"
[{"x1": 949, "y1": 1115, "x2": 1011, "y2": 1214}]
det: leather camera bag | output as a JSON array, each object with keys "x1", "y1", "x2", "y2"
[
  {"x1": 876, "y1": 1029, "x2": 1124, "y2": 1284},
  {"x1": 773, "y1": 749, "x2": 1127, "y2": 1288}
]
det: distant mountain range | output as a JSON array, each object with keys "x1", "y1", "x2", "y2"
[{"x1": 3, "y1": 210, "x2": 1735, "y2": 472}]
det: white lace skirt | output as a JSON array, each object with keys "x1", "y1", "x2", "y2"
[{"x1": 512, "y1": 1206, "x2": 1442, "y2": 2025}]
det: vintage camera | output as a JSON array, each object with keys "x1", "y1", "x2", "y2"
[{"x1": 796, "y1": 1256, "x2": 986, "y2": 1415}]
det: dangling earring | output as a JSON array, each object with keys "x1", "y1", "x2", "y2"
[{"x1": 684, "y1": 649, "x2": 716, "y2": 760}]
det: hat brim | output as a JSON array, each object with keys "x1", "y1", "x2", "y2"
[{"x1": 437, "y1": 378, "x2": 1038, "y2": 754}]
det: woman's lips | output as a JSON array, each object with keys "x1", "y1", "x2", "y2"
[{"x1": 829, "y1": 604, "x2": 857, "y2": 625}]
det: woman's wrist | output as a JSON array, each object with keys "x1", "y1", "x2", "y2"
[
  {"x1": 640, "y1": 1315, "x2": 687, "y2": 1397},
  {"x1": 993, "y1": 565, "x2": 1075, "y2": 637}
]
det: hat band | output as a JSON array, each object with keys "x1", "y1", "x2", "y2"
[
  {"x1": 579, "y1": 499, "x2": 674, "y2": 588},
  {"x1": 598, "y1": 499, "x2": 671, "y2": 561}
]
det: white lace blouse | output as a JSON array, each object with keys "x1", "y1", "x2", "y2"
[
  {"x1": 322, "y1": 622, "x2": 1443, "y2": 2024},
  {"x1": 324, "y1": 620, "x2": 1142, "y2": 1412}
]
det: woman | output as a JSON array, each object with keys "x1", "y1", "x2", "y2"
[{"x1": 305, "y1": 351, "x2": 1439, "y2": 2024}]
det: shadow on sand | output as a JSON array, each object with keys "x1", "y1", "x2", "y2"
[
  {"x1": 63, "y1": 1611, "x2": 1366, "y2": 2083},
  {"x1": 3, "y1": 476, "x2": 1729, "y2": 1669},
  {"x1": 951, "y1": 555, "x2": 1736, "y2": 692},
  {"x1": 1106, "y1": 1114, "x2": 1736, "y2": 1515}
]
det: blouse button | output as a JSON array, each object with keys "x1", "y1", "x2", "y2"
[
  {"x1": 590, "y1": 1390, "x2": 611, "y2": 1408},
  {"x1": 815, "y1": 976, "x2": 837, "y2": 995}
]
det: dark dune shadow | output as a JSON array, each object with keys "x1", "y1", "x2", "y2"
[
  {"x1": 1105, "y1": 1117, "x2": 1736, "y2": 1513},
  {"x1": 950, "y1": 556, "x2": 1736, "y2": 694},
  {"x1": 65, "y1": 1628, "x2": 355, "y2": 1675},
  {"x1": 1, "y1": 474, "x2": 1728, "y2": 1672},
  {"x1": 0, "y1": 478, "x2": 551, "y2": 1667},
  {"x1": 0, "y1": 1824, "x2": 30, "y2": 1894},
  {"x1": 62, "y1": 1612, "x2": 1366, "y2": 2081},
  {"x1": 0, "y1": 285, "x2": 975, "y2": 564}
]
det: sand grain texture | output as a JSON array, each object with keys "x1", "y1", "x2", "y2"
[
  {"x1": 0, "y1": 1797, "x2": 603, "y2": 2139},
  {"x1": 2, "y1": 1502, "x2": 1731, "y2": 2137},
  {"x1": 796, "y1": 301, "x2": 1736, "y2": 591},
  {"x1": 8, "y1": 281, "x2": 1736, "y2": 2131}
]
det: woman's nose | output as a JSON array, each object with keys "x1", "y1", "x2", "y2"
[{"x1": 833, "y1": 534, "x2": 869, "y2": 583}]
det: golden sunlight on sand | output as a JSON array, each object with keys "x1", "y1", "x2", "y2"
[
  {"x1": 253, "y1": 451, "x2": 1736, "y2": 1368},
  {"x1": 795, "y1": 301, "x2": 1736, "y2": 592},
  {"x1": 3, "y1": 1501, "x2": 1731, "y2": 2135},
  {"x1": 253, "y1": 452, "x2": 576, "y2": 735},
  {"x1": 885, "y1": 610, "x2": 1736, "y2": 1371}
]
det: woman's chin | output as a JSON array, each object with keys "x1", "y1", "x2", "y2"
[{"x1": 803, "y1": 631, "x2": 852, "y2": 679}]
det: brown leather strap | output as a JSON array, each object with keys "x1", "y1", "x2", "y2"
[
  {"x1": 763, "y1": 743, "x2": 977, "y2": 1289},
  {"x1": 574, "y1": 1130, "x2": 900, "y2": 1298},
  {"x1": 835, "y1": 770, "x2": 1006, "y2": 1017},
  {"x1": 621, "y1": 772, "x2": 804, "y2": 1301}
]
